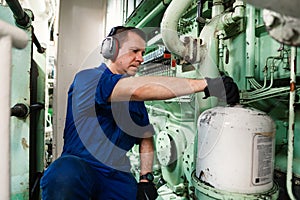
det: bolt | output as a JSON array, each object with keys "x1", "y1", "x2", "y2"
[
  {"x1": 184, "y1": 36, "x2": 190, "y2": 43},
  {"x1": 184, "y1": 55, "x2": 190, "y2": 61}
]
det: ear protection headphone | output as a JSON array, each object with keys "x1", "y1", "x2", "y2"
[
  {"x1": 100, "y1": 26, "x2": 127, "y2": 61},
  {"x1": 100, "y1": 36, "x2": 119, "y2": 61},
  {"x1": 100, "y1": 26, "x2": 138, "y2": 61}
]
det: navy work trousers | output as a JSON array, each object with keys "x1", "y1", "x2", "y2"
[{"x1": 40, "y1": 155, "x2": 137, "y2": 200}]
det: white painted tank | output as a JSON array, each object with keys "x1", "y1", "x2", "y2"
[{"x1": 196, "y1": 105, "x2": 276, "y2": 193}]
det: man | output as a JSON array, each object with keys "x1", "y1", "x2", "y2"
[{"x1": 40, "y1": 26, "x2": 239, "y2": 200}]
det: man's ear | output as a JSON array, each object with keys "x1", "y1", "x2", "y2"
[{"x1": 100, "y1": 36, "x2": 119, "y2": 61}]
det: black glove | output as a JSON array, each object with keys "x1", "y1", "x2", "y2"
[
  {"x1": 203, "y1": 75, "x2": 240, "y2": 105},
  {"x1": 136, "y1": 182, "x2": 158, "y2": 200}
]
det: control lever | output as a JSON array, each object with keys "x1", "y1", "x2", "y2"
[{"x1": 11, "y1": 103, "x2": 44, "y2": 118}]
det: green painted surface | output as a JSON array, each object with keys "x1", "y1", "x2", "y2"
[
  {"x1": 125, "y1": 2, "x2": 300, "y2": 199},
  {"x1": 11, "y1": 192, "x2": 30, "y2": 200},
  {"x1": 1, "y1": 5, "x2": 33, "y2": 200}
]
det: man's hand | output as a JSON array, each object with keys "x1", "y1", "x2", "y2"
[
  {"x1": 203, "y1": 75, "x2": 240, "y2": 105},
  {"x1": 136, "y1": 182, "x2": 158, "y2": 200}
]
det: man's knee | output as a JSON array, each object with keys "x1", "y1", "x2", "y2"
[
  {"x1": 40, "y1": 155, "x2": 94, "y2": 199},
  {"x1": 42, "y1": 155, "x2": 88, "y2": 184}
]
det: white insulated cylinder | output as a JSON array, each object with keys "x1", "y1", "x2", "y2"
[{"x1": 196, "y1": 105, "x2": 276, "y2": 193}]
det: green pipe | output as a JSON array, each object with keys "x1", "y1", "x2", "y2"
[{"x1": 136, "y1": 1, "x2": 166, "y2": 28}]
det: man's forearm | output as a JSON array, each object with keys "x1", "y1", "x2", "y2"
[
  {"x1": 139, "y1": 137, "x2": 154, "y2": 181},
  {"x1": 110, "y1": 76, "x2": 207, "y2": 101}
]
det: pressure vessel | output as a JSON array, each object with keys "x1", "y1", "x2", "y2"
[{"x1": 196, "y1": 105, "x2": 276, "y2": 193}]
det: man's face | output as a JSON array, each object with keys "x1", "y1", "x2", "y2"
[{"x1": 112, "y1": 31, "x2": 146, "y2": 76}]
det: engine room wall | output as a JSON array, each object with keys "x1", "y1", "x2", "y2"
[
  {"x1": 53, "y1": 0, "x2": 125, "y2": 159},
  {"x1": 53, "y1": 0, "x2": 107, "y2": 158}
]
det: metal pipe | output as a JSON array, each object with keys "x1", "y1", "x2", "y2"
[
  {"x1": 197, "y1": 0, "x2": 202, "y2": 19},
  {"x1": 136, "y1": 1, "x2": 166, "y2": 28},
  {"x1": 241, "y1": 87, "x2": 299, "y2": 104},
  {"x1": 287, "y1": 47, "x2": 297, "y2": 200},
  {"x1": 196, "y1": 0, "x2": 208, "y2": 24},
  {"x1": 32, "y1": 28, "x2": 46, "y2": 53},
  {"x1": 0, "y1": 20, "x2": 28, "y2": 48},
  {"x1": 5, "y1": 0, "x2": 26, "y2": 19},
  {"x1": 247, "y1": 56, "x2": 281, "y2": 97},
  {"x1": 5, "y1": 0, "x2": 31, "y2": 28},
  {"x1": 6, "y1": 0, "x2": 45, "y2": 54},
  {"x1": 0, "y1": 19, "x2": 28, "y2": 200},
  {"x1": 221, "y1": 0, "x2": 245, "y2": 26},
  {"x1": 146, "y1": 105, "x2": 194, "y2": 122},
  {"x1": 0, "y1": 33, "x2": 12, "y2": 200},
  {"x1": 212, "y1": 0, "x2": 224, "y2": 18},
  {"x1": 161, "y1": 0, "x2": 193, "y2": 58},
  {"x1": 245, "y1": 5, "x2": 255, "y2": 79},
  {"x1": 248, "y1": 78, "x2": 262, "y2": 89}
]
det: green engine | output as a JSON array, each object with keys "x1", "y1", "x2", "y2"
[{"x1": 125, "y1": 0, "x2": 300, "y2": 199}]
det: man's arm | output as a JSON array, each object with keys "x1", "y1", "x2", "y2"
[
  {"x1": 139, "y1": 136, "x2": 154, "y2": 181},
  {"x1": 109, "y1": 75, "x2": 240, "y2": 105},
  {"x1": 109, "y1": 76, "x2": 207, "y2": 101},
  {"x1": 137, "y1": 135, "x2": 158, "y2": 200}
]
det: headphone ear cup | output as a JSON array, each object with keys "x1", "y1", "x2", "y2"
[{"x1": 100, "y1": 37, "x2": 119, "y2": 61}]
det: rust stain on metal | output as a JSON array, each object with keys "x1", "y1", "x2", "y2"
[
  {"x1": 21, "y1": 138, "x2": 29, "y2": 149},
  {"x1": 290, "y1": 81, "x2": 296, "y2": 92},
  {"x1": 255, "y1": 132, "x2": 275, "y2": 137}
]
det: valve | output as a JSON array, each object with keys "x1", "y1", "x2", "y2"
[
  {"x1": 11, "y1": 103, "x2": 29, "y2": 118},
  {"x1": 11, "y1": 103, "x2": 44, "y2": 118}
]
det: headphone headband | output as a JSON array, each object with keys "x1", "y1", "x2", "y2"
[{"x1": 107, "y1": 26, "x2": 136, "y2": 37}]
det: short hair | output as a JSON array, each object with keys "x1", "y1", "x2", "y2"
[{"x1": 107, "y1": 26, "x2": 146, "y2": 47}]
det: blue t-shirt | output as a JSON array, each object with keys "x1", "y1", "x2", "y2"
[{"x1": 62, "y1": 63, "x2": 153, "y2": 172}]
